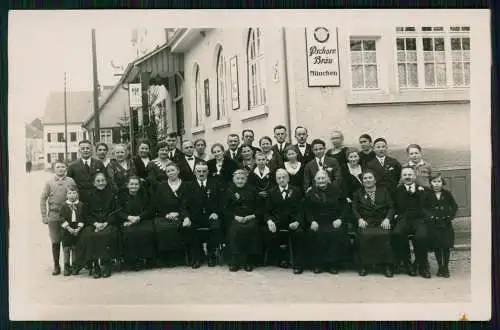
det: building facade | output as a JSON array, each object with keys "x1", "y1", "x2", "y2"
[
  {"x1": 25, "y1": 123, "x2": 44, "y2": 168},
  {"x1": 42, "y1": 123, "x2": 89, "y2": 167}
]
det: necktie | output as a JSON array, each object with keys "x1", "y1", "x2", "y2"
[
  {"x1": 279, "y1": 144, "x2": 282, "y2": 152},
  {"x1": 232, "y1": 151, "x2": 236, "y2": 159},
  {"x1": 71, "y1": 204, "x2": 77, "y2": 222},
  {"x1": 84, "y1": 160, "x2": 90, "y2": 171},
  {"x1": 318, "y1": 160, "x2": 323, "y2": 167},
  {"x1": 282, "y1": 189, "x2": 287, "y2": 200}
]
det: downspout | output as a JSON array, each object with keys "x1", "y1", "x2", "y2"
[{"x1": 282, "y1": 28, "x2": 292, "y2": 142}]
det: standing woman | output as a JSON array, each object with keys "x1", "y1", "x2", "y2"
[
  {"x1": 117, "y1": 176, "x2": 155, "y2": 271},
  {"x1": 132, "y1": 139, "x2": 152, "y2": 184},
  {"x1": 95, "y1": 142, "x2": 113, "y2": 169},
  {"x1": 282, "y1": 145, "x2": 305, "y2": 192},
  {"x1": 239, "y1": 144, "x2": 256, "y2": 173},
  {"x1": 304, "y1": 170, "x2": 348, "y2": 274},
  {"x1": 151, "y1": 162, "x2": 193, "y2": 266},
  {"x1": 194, "y1": 138, "x2": 210, "y2": 161},
  {"x1": 259, "y1": 136, "x2": 283, "y2": 172},
  {"x1": 352, "y1": 171, "x2": 395, "y2": 277},
  {"x1": 78, "y1": 172, "x2": 119, "y2": 278},
  {"x1": 147, "y1": 141, "x2": 173, "y2": 193},
  {"x1": 342, "y1": 148, "x2": 364, "y2": 201},
  {"x1": 107, "y1": 144, "x2": 136, "y2": 194},
  {"x1": 207, "y1": 143, "x2": 239, "y2": 189},
  {"x1": 224, "y1": 169, "x2": 261, "y2": 272},
  {"x1": 326, "y1": 130, "x2": 349, "y2": 167}
]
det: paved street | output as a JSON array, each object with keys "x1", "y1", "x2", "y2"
[{"x1": 10, "y1": 170, "x2": 471, "y2": 314}]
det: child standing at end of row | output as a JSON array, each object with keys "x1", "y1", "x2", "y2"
[
  {"x1": 40, "y1": 160, "x2": 77, "y2": 275},
  {"x1": 59, "y1": 188, "x2": 85, "y2": 276},
  {"x1": 404, "y1": 144, "x2": 433, "y2": 189}
]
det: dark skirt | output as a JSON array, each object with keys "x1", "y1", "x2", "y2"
[
  {"x1": 357, "y1": 227, "x2": 394, "y2": 265},
  {"x1": 79, "y1": 225, "x2": 118, "y2": 261},
  {"x1": 308, "y1": 224, "x2": 347, "y2": 266},
  {"x1": 61, "y1": 223, "x2": 83, "y2": 247},
  {"x1": 153, "y1": 217, "x2": 186, "y2": 252},
  {"x1": 229, "y1": 218, "x2": 261, "y2": 262},
  {"x1": 427, "y1": 221, "x2": 454, "y2": 249},
  {"x1": 121, "y1": 220, "x2": 156, "y2": 260}
]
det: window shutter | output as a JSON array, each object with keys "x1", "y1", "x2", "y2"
[
  {"x1": 47, "y1": 154, "x2": 51, "y2": 163},
  {"x1": 112, "y1": 127, "x2": 120, "y2": 143},
  {"x1": 47, "y1": 133, "x2": 51, "y2": 142}
]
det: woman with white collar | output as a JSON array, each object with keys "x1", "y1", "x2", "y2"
[
  {"x1": 282, "y1": 145, "x2": 305, "y2": 192},
  {"x1": 259, "y1": 136, "x2": 283, "y2": 173}
]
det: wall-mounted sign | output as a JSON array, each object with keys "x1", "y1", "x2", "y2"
[
  {"x1": 204, "y1": 78, "x2": 210, "y2": 117},
  {"x1": 305, "y1": 27, "x2": 340, "y2": 87},
  {"x1": 129, "y1": 83, "x2": 142, "y2": 107},
  {"x1": 229, "y1": 56, "x2": 240, "y2": 110}
]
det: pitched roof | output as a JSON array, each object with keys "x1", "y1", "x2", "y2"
[
  {"x1": 42, "y1": 91, "x2": 94, "y2": 125},
  {"x1": 82, "y1": 82, "x2": 125, "y2": 127}
]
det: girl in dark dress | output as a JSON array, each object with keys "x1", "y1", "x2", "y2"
[
  {"x1": 207, "y1": 143, "x2": 239, "y2": 189},
  {"x1": 224, "y1": 169, "x2": 261, "y2": 272},
  {"x1": 282, "y1": 146, "x2": 305, "y2": 192},
  {"x1": 423, "y1": 173, "x2": 458, "y2": 278},
  {"x1": 238, "y1": 144, "x2": 256, "y2": 173},
  {"x1": 79, "y1": 172, "x2": 119, "y2": 278},
  {"x1": 326, "y1": 130, "x2": 348, "y2": 166},
  {"x1": 304, "y1": 170, "x2": 349, "y2": 274},
  {"x1": 248, "y1": 151, "x2": 275, "y2": 203},
  {"x1": 147, "y1": 141, "x2": 173, "y2": 194},
  {"x1": 358, "y1": 134, "x2": 376, "y2": 167},
  {"x1": 151, "y1": 162, "x2": 192, "y2": 266},
  {"x1": 118, "y1": 176, "x2": 155, "y2": 270},
  {"x1": 107, "y1": 144, "x2": 136, "y2": 194},
  {"x1": 342, "y1": 147, "x2": 364, "y2": 202},
  {"x1": 259, "y1": 136, "x2": 283, "y2": 172},
  {"x1": 194, "y1": 138, "x2": 211, "y2": 162},
  {"x1": 352, "y1": 170, "x2": 395, "y2": 277}
]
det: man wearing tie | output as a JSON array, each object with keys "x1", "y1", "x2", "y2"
[
  {"x1": 365, "y1": 137, "x2": 402, "y2": 196},
  {"x1": 165, "y1": 133, "x2": 183, "y2": 163},
  {"x1": 224, "y1": 134, "x2": 241, "y2": 161},
  {"x1": 271, "y1": 125, "x2": 291, "y2": 162},
  {"x1": 186, "y1": 162, "x2": 223, "y2": 268},
  {"x1": 293, "y1": 126, "x2": 314, "y2": 164},
  {"x1": 240, "y1": 129, "x2": 261, "y2": 156},
  {"x1": 303, "y1": 139, "x2": 342, "y2": 192},
  {"x1": 67, "y1": 140, "x2": 106, "y2": 203},
  {"x1": 177, "y1": 140, "x2": 202, "y2": 182}
]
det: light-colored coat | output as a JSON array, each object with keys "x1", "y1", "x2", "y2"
[{"x1": 40, "y1": 175, "x2": 77, "y2": 223}]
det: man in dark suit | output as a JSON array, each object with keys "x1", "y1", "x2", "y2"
[
  {"x1": 392, "y1": 167, "x2": 431, "y2": 279},
  {"x1": 177, "y1": 140, "x2": 203, "y2": 182},
  {"x1": 365, "y1": 137, "x2": 402, "y2": 195},
  {"x1": 271, "y1": 125, "x2": 291, "y2": 162},
  {"x1": 67, "y1": 140, "x2": 106, "y2": 204},
  {"x1": 293, "y1": 126, "x2": 314, "y2": 164},
  {"x1": 239, "y1": 129, "x2": 261, "y2": 157},
  {"x1": 303, "y1": 139, "x2": 342, "y2": 192},
  {"x1": 224, "y1": 133, "x2": 241, "y2": 161},
  {"x1": 186, "y1": 162, "x2": 223, "y2": 268},
  {"x1": 264, "y1": 169, "x2": 306, "y2": 274},
  {"x1": 165, "y1": 132, "x2": 183, "y2": 163}
]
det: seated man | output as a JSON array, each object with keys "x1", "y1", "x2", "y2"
[{"x1": 263, "y1": 169, "x2": 306, "y2": 274}]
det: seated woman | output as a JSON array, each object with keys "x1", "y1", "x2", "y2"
[
  {"x1": 352, "y1": 170, "x2": 395, "y2": 277},
  {"x1": 151, "y1": 162, "x2": 193, "y2": 267},
  {"x1": 147, "y1": 141, "x2": 174, "y2": 194},
  {"x1": 282, "y1": 146, "x2": 305, "y2": 193},
  {"x1": 117, "y1": 175, "x2": 155, "y2": 271},
  {"x1": 224, "y1": 169, "x2": 261, "y2": 272},
  {"x1": 108, "y1": 144, "x2": 136, "y2": 194},
  {"x1": 77, "y1": 172, "x2": 119, "y2": 278},
  {"x1": 303, "y1": 170, "x2": 348, "y2": 274},
  {"x1": 207, "y1": 143, "x2": 239, "y2": 189}
]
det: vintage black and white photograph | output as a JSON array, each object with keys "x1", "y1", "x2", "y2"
[{"x1": 8, "y1": 10, "x2": 491, "y2": 320}]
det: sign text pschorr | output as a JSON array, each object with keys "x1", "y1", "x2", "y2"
[{"x1": 305, "y1": 27, "x2": 340, "y2": 87}]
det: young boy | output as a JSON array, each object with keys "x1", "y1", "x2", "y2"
[
  {"x1": 40, "y1": 160, "x2": 77, "y2": 275},
  {"x1": 404, "y1": 144, "x2": 433, "y2": 189},
  {"x1": 59, "y1": 188, "x2": 85, "y2": 276}
]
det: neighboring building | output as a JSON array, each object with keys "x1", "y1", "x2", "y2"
[
  {"x1": 41, "y1": 91, "x2": 94, "y2": 169},
  {"x1": 25, "y1": 121, "x2": 44, "y2": 167},
  {"x1": 121, "y1": 24, "x2": 472, "y2": 216}
]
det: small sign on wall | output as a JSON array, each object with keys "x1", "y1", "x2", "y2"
[
  {"x1": 129, "y1": 83, "x2": 142, "y2": 107},
  {"x1": 305, "y1": 27, "x2": 340, "y2": 87}
]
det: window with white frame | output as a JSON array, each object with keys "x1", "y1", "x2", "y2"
[
  {"x1": 216, "y1": 47, "x2": 227, "y2": 120},
  {"x1": 100, "y1": 129, "x2": 112, "y2": 144},
  {"x1": 194, "y1": 64, "x2": 203, "y2": 127},
  {"x1": 350, "y1": 39, "x2": 379, "y2": 90},
  {"x1": 395, "y1": 26, "x2": 470, "y2": 89},
  {"x1": 247, "y1": 28, "x2": 266, "y2": 109}
]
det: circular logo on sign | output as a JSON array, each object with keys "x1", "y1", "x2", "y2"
[{"x1": 314, "y1": 27, "x2": 330, "y2": 43}]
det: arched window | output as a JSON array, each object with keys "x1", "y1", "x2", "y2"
[
  {"x1": 247, "y1": 28, "x2": 266, "y2": 109},
  {"x1": 216, "y1": 47, "x2": 227, "y2": 120},
  {"x1": 194, "y1": 64, "x2": 202, "y2": 127}
]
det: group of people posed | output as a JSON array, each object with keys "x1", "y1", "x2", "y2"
[{"x1": 40, "y1": 125, "x2": 458, "y2": 280}]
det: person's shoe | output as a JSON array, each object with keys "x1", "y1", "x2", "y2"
[
  {"x1": 436, "y1": 267, "x2": 443, "y2": 277},
  {"x1": 207, "y1": 257, "x2": 217, "y2": 267},
  {"x1": 313, "y1": 267, "x2": 322, "y2": 274},
  {"x1": 71, "y1": 264, "x2": 82, "y2": 276},
  {"x1": 420, "y1": 268, "x2": 431, "y2": 279},
  {"x1": 293, "y1": 268, "x2": 303, "y2": 275},
  {"x1": 244, "y1": 264, "x2": 254, "y2": 272},
  {"x1": 384, "y1": 266, "x2": 394, "y2": 278},
  {"x1": 63, "y1": 264, "x2": 71, "y2": 276},
  {"x1": 102, "y1": 265, "x2": 111, "y2": 278},
  {"x1": 442, "y1": 267, "x2": 450, "y2": 278},
  {"x1": 279, "y1": 260, "x2": 289, "y2": 269},
  {"x1": 408, "y1": 264, "x2": 417, "y2": 277},
  {"x1": 328, "y1": 267, "x2": 339, "y2": 275},
  {"x1": 191, "y1": 261, "x2": 201, "y2": 269},
  {"x1": 229, "y1": 265, "x2": 240, "y2": 272},
  {"x1": 358, "y1": 268, "x2": 367, "y2": 276},
  {"x1": 52, "y1": 264, "x2": 61, "y2": 276},
  {"x1": 93, "y1": 265, "x2": 102, "y2": 279}
]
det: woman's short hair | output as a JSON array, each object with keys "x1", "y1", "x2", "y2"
[
  {"x1": 156, "y1": 140, "x2": 169, "y2": 151},
  {"x1": 331, "y1": 130, "x2": 344, "y2": 140},
  {"x1": 429, "y1": 172, "x2": 446, "y2": 186},
  {"x1": 345, "y1": 147, "x2": 360, "y2": 158},
  {"x1": 233, "y1": 169, "x2": 249, "y2": 178},
  {"x1": 211, "y1": 143, "x2": 225, "y2": 154},
  {"x1": 361, "y1": 170, "x2": 377, "y2": 180},
  {"x1": 259, "y1": 136, "x2": 273, "y2": 146},
  {"x1": 194, "y1": 138, "x2": 207, "y2": 147},
  {"x1": 137, "y1": 139, "x2": 151, "y2": 149},
  {"x1": 240, "y1": 144, "x2": 254, "y2": 154},
  {"x1": 254, "y1": 151, "x2": 267, "y2": 159},
  {"x1": 127, "y1": 175, "x2": 141, "y2": 184},
  {"x1": 165, "y1": 161, "x2": 179, "y2": 171},
  {"x1": 92, "y1": 171, "x2": 108, "y2": 183},
  {"x1": 95, "y1": 142, "x2": 109, "y2": 151},
  {"x1": 359, "y1": 134, "x2": 372, "y2": 143}
]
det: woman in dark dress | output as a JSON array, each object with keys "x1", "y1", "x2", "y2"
[
  {"x1": 238, "y1": 144, "x2": 256, "y2": 173},
  {"x1": 358, "y1": 134, "x2": 376, "y2": 167},
  {"x1": 107, "y1": 144, "x2": 136, "y2": 194},
  {"x1": 352, "y1": 170, "x2": 395, "y2": 277},
  {"x1": 117, "y1": 175, "x2": 155, "y2": 270},
  {"x1": 282, "y1": 145, "x2": 305, "y2": 192},
  {"x1": 326, "y1": 130, "x2": 348, "y2": 166},
  {"x1": 248, "y1": 151, "x2": 275, "y2": 202},
  {"x1": 304, "y1": 169, "x2": 349, "y2": 274},
  {"x1": 207, "y1": 143, "x2": 239, "y2": 189},
  {"x1": 151, "y1": 162, "x2": 192, "y2": 266},
  {"x1": 147, "y1": 141, "x2": 173, "y2": 194},
  {"x1": 96, "y1": 142, "x2": 113, "y2": 169},
  {"x1": 259, "y1": 136, "x2": 283, "y2": 172},
  {"x1": 132, "y1": 139, "x2": 152, "y2": 192},
  {"x1": 342, "y1": 148, "x2": 364, "y2": 202},
  {"x1": 78, "y1": 172, "x2": 119, "y2": 278},
  {"x1": 423, "y1": 173, "x2": 458, "y2": 278},
  {"x1": 224, "y1": 169, "x2": 261, "y2": 272}
]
